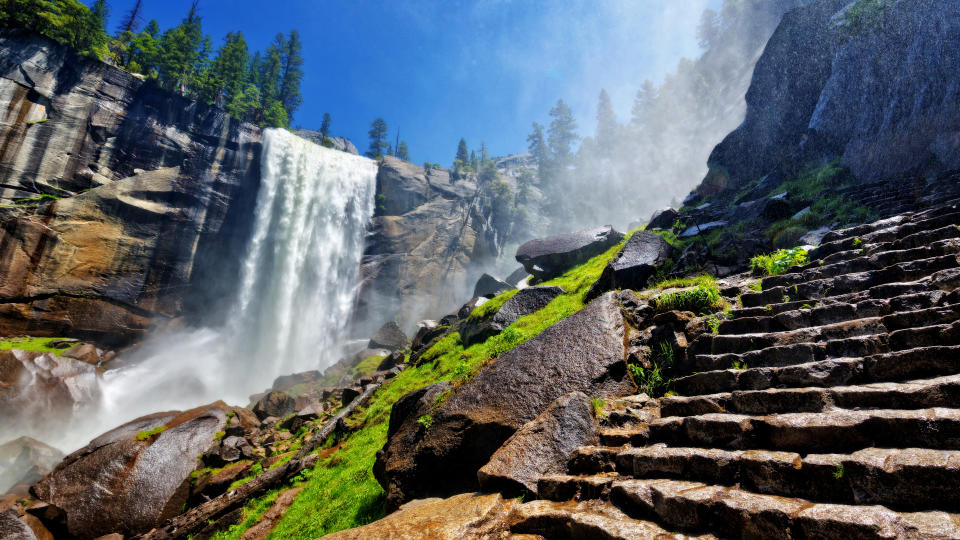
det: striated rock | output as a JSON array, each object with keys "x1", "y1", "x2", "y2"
[
  {"x1": 516, "y1": 226, "x2": 624, "y2": 281},
  {"x1": 0, "y1": 437, "x2": 64, "y2": 494},
  {"x1": 0, "y1": 509, "x2": 36, "y2": 540},
  {"x1": 472, "y1": 273, "x2": 514, "y2": 298},
  {"x1": 368, "y1": 321, "x2": 409, "y2": 351},
  {"x1": 377, "y1": 292, "x2": 635, "y2": 509},
  {"x1": 0, "y1": 31, "x2": 263, "y2": 346},
  {"x1": 587, "y1": 231, "x2": 674, "y2": 300},
  {"x1": 478, "y1": 391, "x2": 598, "y2": 496},
  {"x1": 29, "y1": 403, "x2": 231, "y2": 539},
  {"x1": 323, "y1": 493, "x2": 513, "y2": 540},
  {"x1": 251, "y1": 392, "x2": 295, "y2": 421}
]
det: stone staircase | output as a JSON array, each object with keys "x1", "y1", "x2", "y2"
[{"x1": 536, "y1": 204, "x2": 960, "y2": 538}]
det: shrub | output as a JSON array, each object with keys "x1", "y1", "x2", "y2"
[
  {"x1": 651, "y1": 282, "x2": 723, "y2": 316},
  {"x1": 628, "y1": 343, "x2": 675, "y2": 397},
  {"x1": 750, "y1": 247, "x2": 808, "y2": 276}
]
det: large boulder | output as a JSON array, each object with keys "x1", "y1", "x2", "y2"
[
  {"x1": 29, "y1": 402, "x2": 231, "y2": 539},
  {"x1": 647, "y1": 207, "x2": 679, "y2": 230},
  {"x1": 472, "y1": 273, "x2": 513, "y2": 299},
  {"x1": 460, "y1": 286, "x2": 564, "y2": 347},
  {"x1": 376, "y1": 292, "x2": 635, "y2": 509},
  {"x1": 0, "y1": 509, "x2": 36, "y2": 540},
  {"x1": 368, "y1": 321, "x2": 409, "y2": 351},
  {"x1": 516, "y1": 226, "x2": 624, "y2": 281},
  {"x1": 0, "y1": 438, "x2": 64, "y2": 494},
  {"x1": 586, "y1": 231, "x2": 674, "y2": 300},
  {"x1": 252, "y1": 391, "x2": 295, "y2": 420},
  {"x1": 477, "y1": 391, "x2": 597, "y2": 496}
]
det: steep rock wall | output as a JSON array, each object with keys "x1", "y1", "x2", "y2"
[
  {"x1": 0, "y1": 30, "x2": 262, "y2": 346},
  {"x1": 700, "y1": 0, "x2": 960, "y2": 194}
]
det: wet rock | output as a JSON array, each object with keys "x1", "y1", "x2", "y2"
[
  {"x1": 60, "y1": 344, "x2": 101, "y2": 365},
  {"x1": 680, "y1": 221, "x2": 727, "y2": 238},
  {"x1": 377, "y1": 292, "x2": 635, "y2": 509},
  {"x1": 323, "y1": 493, "x2": 512, "y2": 540},
  {"x1": 516, "y1": 226, "x2": 624, "y2": 281},
  {"x1": 0, "y1": 438, "x2": 64, "y2": 494},
  {"x1": 188, "y1": 461, "x2": 252, "y2": 506},
  {"x1": 341, "y1": 387, "x2": 361, "y2": 405},
  {"x1": 456, "y1": 297, "x2": 488, "y2": 320},
  {"x1": 473, "y1": 273, "x2": 514, "y2": 298},
  {"x1": 368, "y1": 321, "x2": 409, "y2": 351},
  {"x1": 587, "y1": 231, "x2": 674, "y2": 300},
  {"x1": 647, "y1": 207, "x2": 679, "y2": 230},
  {"x1": 29, "y1": 403, "x2": 230, "y2": 539},
  {"x1": 410, "y1": 320, "x2": 442, "y2": 353},
  {"x1": 251, "y1": 391, "x2": 294, "y2": 421},
  {"x1": 460, "y1": 286, "x2": 564, "y2": 347},
  {"x1": 0, "y1": 509, "x2": 36, "y2": 540},
  {"x1": 505, "y1": 267, "x2": 531, "y2": 288},
  {"x1": 377, "y1": 350, "x2": 406, "y2": 371},
  {"x1": 478, "y1": 392, "x2": 598, "y2": 496}
]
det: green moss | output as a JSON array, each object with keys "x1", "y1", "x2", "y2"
[
  {"x1": 352, "y1": 354, "x2": 387, "y2": 378},
  {"x1": 468, "y1": 289, "x2": 519, "y2": 321},
  {"x1": 135, "y1": 425, "x2": 167, "y2": 441},
  {"x1": 0, "y1": 336, "x2": 74, "y2": 356},
  {"x1": 210, "y1": 488, "x2": 283, "y2": 540}
]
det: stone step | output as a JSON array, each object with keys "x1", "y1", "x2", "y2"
[
  {"x1": 507, "y1": 498, "x2": 706, "y2": 540},
  {"x1": 764, "y1": 238, "x2": 960, "y2": 290},
  {"x1": 661, "y1": 373, "x2": 960, "y2": 417},
  {"x1": 565, "y1": 444, "x2": 960, "y2": 512},
  {"x1": 539, "y1": 475, "x2": 960, "y2": 539},
  {"x1": 889, "y1": 320, "x2": 960, "y2": 351},
  {"x1": 720, "y1": 298, "x2": 885, "y2": 335},
  {"x1": 882, "y1": 303, "x2": 960, "y2": 331},
  {"x1": 811, "y1": 216, "x2": 960, "y2": 261},
  {"x1": 598, "y1": 427, "x2": 649, "y2": 447},
  {"x1": 680, "y1": 334, "x2": 886, "y2": 373},
  {"x1": 689, "y1": 318, "x2": 885, "y2": 356},
  {"x1": 649, "y1": 407, "x2": 960, "y2": 453},
  {"x1": 740, "y1": 255, "x2": 960, "y2": 308},
  {"x1": 673, "y1": 345, "x2": 960, "y2": 395},
  {"x1": 813, "y1": 225, "x2": 960, "y2": 271}
]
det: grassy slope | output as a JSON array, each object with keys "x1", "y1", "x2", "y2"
[
  {"x1": 242, "y1": 237, "x2": 631, "y2": 539},
  {"x1": 0, "y1": 336, "x2": 72, "y2": 355}
]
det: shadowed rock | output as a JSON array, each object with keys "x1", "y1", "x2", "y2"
[
  {"x1": 478, "y1": 391, "x2": 598, "y2": 496},
  {"x1": 516, "y1": 226, "x2": 624, "y2": 281},
  {"x1": 252, "y1": 392, "x2": 295, "y2": 421},
  {"x1": 461, "y1": 286, "x2": 564, "y2": 346},
  {"x1": 473, "y1": 273, "x2": 514, "y2": 298},
  {"x1": 587, "y1": 231, "x2": 674, "y2": 300},
  {"x1": 29, "y1": 403, "x2": 231, "y2": 539},
  {"x1": 368, "y1": 321, "x2": 409, "y2": 351},
  {"x1": 376, "y1": 292, "x2": 635, "y2": 509},
  {"x1": 647, "y1": 208, "x2": 679, "y2": 230}
]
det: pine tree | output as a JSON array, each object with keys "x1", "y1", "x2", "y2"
[
  {"x1": 320, "y1": 113, "x2": 331, "y2": 140},
  {"x1": 116, "y1": 0, "x2": 142, "y2": 34},
  {"x1": 366, "y1": 117, "x2": 388, "y2": 158},
  {"x1": 200, "y1": 31, "x2": 249, "y2": 108},
  {"x1": 396, "y1": 141, "x2": 410, "y2": 161},
  {"x1": 630, "y1": 80, "x2": 658, "y2": 130},
  {"x1": 455, "y1": 138, "x2": 469, "y2": 166},
  {"x1": 595, "y1": 89, "x2": 618, "y2": 153},
  {"x1": 526, "y1": 122, "x2": 548, "y2": 169},
  {"x1": 278, "y1": 29, "x2": 304, "y2": 122},
  {"x1": 255, "y1": 33, "x2": 285, "y2": 125},
  {"x1": 547, "y1": 99, "x2": 578, "y2": 161},
  {"x1": 158, "y1": 1, "x2": 209, "y2": 95}
]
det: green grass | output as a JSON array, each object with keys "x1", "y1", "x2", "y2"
[
  {"x1": 0, "y1": 336, "x2": 74, "y2": 356},
  {"x1": 352, "y1": 354, "x2": 387, "y2": 378},
  {"x1": 135, "y1": 425, "x2": 167, "y2": 441},
  {"x1": 650, "y1": 277, "x2": 724, "y2": 316},
  {"x1": 750, "y1": 247, "x2": 809, "y2": 277},
  {"x1": 653, "y1": 274, "x2": 716, "y2": 291},
  {"x1": 468, "y1": 289, "x2": 519, "y2": 321},
  {"x1": 210, "y1": 488, "x2": 284, "y2": 540},
  {"x1": 264, "y1": 236, "x2": 629, "y2": 539}
]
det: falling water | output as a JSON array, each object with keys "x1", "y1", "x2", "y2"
[{"x1": 2, "y1": 128, "x2": 378, "y2": 456}]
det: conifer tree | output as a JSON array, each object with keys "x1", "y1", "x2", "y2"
[
  {"x1": 278, "y1": 29, "x2": 304, "y2": 122},
  {"x1": 547, "y1": 99, "x2": 578, "y2": 161},
  {"x1": 526, "y1": 122, "x2": 548, "y2": 169},
  {"x1": 366, "y1": 117, "x2": 388, "y2": 158},
  {"x1": 455, "y1": 138, "x2": 469, "y2": 167},
  {"x1": 200, "y1": 31, "x2": 248, "y2": 107},
  {"x1": 595, "y1": 89, "x2": 618, "y2": 153},
  {"x1": 396, "y1": 141, "x2": 410, "y2": 162},
  {"x1": 116, "y1": 0, "x2": 142, "y2": 34}
]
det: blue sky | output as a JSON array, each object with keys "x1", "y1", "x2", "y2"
[{"x1": 105, "y1": 0, "x2": 720, "y2": 164}]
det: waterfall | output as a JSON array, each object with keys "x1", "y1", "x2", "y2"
[{"x1": 6, "y1": 128, "x2": 378, "y2": 454}]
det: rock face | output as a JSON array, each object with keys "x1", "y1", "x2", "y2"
[
  {"x1": 354, "y1": 157, "x2": 502, "y2": 335},
  {"x1": 587, "y1": 231, "x2": 674, "y2": 299},
  {"x1": 516, "y1": 226, "x2": 624, "y2": 281},
  {"x1": 30, "y1": 403, "x2": 229, "y2": 539},
  {"x1": 251, "y1": 391, "x2": 295, "y2": 420},
  {"x1": 0, "y1": 437, "x2": 64, "y2": 494},
  {"x1": 477, "y1": 391, "x2": 597, "y2": 496},
  {"x1": 700, "y1": 0, "x2": 960, "y2": 194},
  {"x1": 368, "y1": 321, "x2": 409, "y2": 351},
  {"x1": 376, "y1": 292, "x2": 635, "y2": 509},
  {"x1": 0, "y1": 30, "x2": 263, "y2": 346},
  {"x1": 0, "y1": 350, "x2": 102, "y2": 439}
]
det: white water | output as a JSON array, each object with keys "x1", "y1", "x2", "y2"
[{"x1": 4, "y1": 129, "x2": 378, "y2": 454}]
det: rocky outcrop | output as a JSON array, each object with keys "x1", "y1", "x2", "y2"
[
  {"x1": 29, "y1": 403, "x2": 231, "y2": 539},
  {"x1": 699, "y1": 0, "x2": 960, "y2": 195},
  {"x1": 376, "y1": 292, "x2": 635, "y2": 509},
  {"x1": 472, "y1": 273, "x2": 513, "y2": 298},
  {"x1": 354, "y1": 157, "x2": 502, "y2": 335},
  {"x1": 461, "y1": 286, "x2": 564, "y2": 346},
  {"x1": 477, "y1": 391, "x2": 597, "y2": 496},
  {"x1": 0, "y1": 30, "x2": 262, "y2": 346},
  {"x1": 0, "y1": 438, "x2": 62, "y2": 495},
  {"x1": 587, "y1": 231, "x2": 674, "y2": 300},
  {"x1": 367, "y1": 321, "x2": 409, "y2": 351},
  {"x1": 516, "y1": 226, "x2": 623, "y2": 282}
]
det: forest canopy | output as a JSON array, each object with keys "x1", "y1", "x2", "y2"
[{"x1": 0, "y1": 0, "x2": 303, "y2": 128}]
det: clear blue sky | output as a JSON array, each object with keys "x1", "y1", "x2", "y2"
[{"x1": 105, "y1": 0, "x2": 720, "y2": 165}]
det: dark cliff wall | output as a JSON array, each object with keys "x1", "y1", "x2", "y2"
[
  {"x1": 699, "y1": 0, "x2": 960, "y2": 194},
  {"x1": 0, "y1": 30, "x2": 262, "y2": 346}
]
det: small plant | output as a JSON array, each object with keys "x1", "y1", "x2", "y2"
[
  {"x1": 750, "y1": 247, "x2": 809, "y2": 276},
  {"x1": 782, "y1": 295, "x2": 791, "y2": 303},
  {"x1": 748, "y1": 282, "x2": 762, "y2": 292},
  {"x1": 800, "y1": 303, "x2": 813, "y2": 310},
  {"x1": 651, "y1": 282, "x2": 724, "y2": 316},
  {"x1": 251, "y1": 463, "x2": 264, "y2": 476},
  {"x1": 707, "y1": 316, "x2": 722, "y2": 335},
  {"x1": 851, "y1": 237, "x2": 863, "y2": 248},
  {"x1": 135, "y1": 425, "x2": 167, "y2": 441},
  {"x1": 629, "y1": 342, "x2": 676, "y2": 397},
  {"x1": 833, "y1": 464, "x2": 845, "y2": 480},
  {"x1": 214, "y1": 430, "x2": 226, "y2": 441},
  {"x1": 417, "y1": 414, "x2": 433, "y2": 431},
  {"x1": 730, "y1": 359, "x2": 748, "y2": 371},
  {"x1": 590, "y1": 397, "x2": 608, "y2": 421}
]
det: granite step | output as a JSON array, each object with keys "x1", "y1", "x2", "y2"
[
  {"x1": 689, "y1": 318, "x2": 885, "y2": 356},
  {"x1": 680, "y1": 334, "x2": 887, "y2": 372}
]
